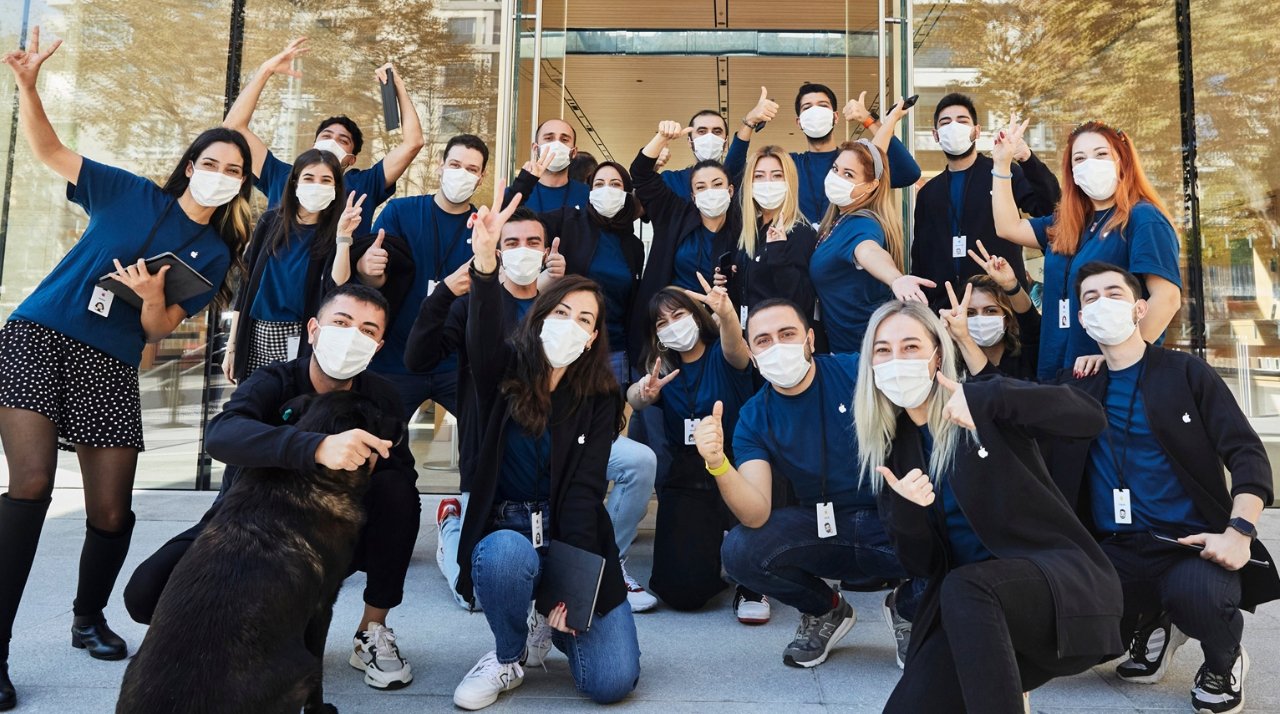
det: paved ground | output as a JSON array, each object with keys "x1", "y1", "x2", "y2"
[{"x1": 7, "y1": 490, "x2": 1280, "y2": 712}]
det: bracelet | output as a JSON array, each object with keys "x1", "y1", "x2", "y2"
[
  {"x1": 861, "y1": 116, "x2": 875, "y2": 129},
  {"x1": 742, "y1": 118, "x2": 764, "y2": 131},
  {"x1": 1003, "y1": 283, "x2": 1022, "y2": 296},
  {"x1": 336, "y1": 235, "x2": 353, "y2": 246},
  {"x1": 705, "y1": 458, "x2": 731, "y2": 477},
  {"x1": 991, "y1": 169, "x2": 1013, "y2": 180}
]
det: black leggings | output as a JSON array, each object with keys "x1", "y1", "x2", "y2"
[
  {"x1": 647, "y1": 449, "x2": 734, "y2": 610},
  {"x1": 885, "y1": 559, "x2": 1097, "y2": 714}
]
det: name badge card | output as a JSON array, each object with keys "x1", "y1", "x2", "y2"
[
  {"x1": 88, "y1": 286, "x2": 115, "y2": 318},
  {"x1": 817, "y1": 502, "x2": 837, "y2": 539},
  {"x1": 1058, "y1": 299, "x2": 1071, "y2": 329},
  {"x1": 684, "y1": 418, "x2": 700, "y2": 446},
  {"x1": 531, "y1": 510, "x2": 545, "y2": 548},
  {"x1": 952, "y1": 235, "x2": 967, "y2": 259},
  {"x1": 286, "y1": 336, "x2": 301, "y2": 361},
  {"x1": 428, "y1": 279, "x2": 440, "y2": 297},
  {"x1": 1113, "y1": 489, "x2": 1132, "y2": 525}
]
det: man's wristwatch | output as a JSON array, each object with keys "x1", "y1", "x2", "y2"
[{"x1": 1227, "y1": 517, "x2": 1258, "y2": 539}]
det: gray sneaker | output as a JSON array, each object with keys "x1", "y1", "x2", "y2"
[
  {"x1": 882, "y1": 588, "x2": 912, "y2": 670},
  {"x1": 782, "y1": 596, "x2": 856, "y2": 668}
]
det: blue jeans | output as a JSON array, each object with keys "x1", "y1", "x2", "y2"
[
  {"x1": 722, "y1": 505, "x2": 911, "y2": 616},
  {"x1": 374, "y1": 369, "x2": 459, "y2": 421},
  {"x1": 606, "y1": 437, "x2": 655, "y2": 560},
  {"x1": 471, "y1": 502, "x2": 641, "y2": 704},
  {"x1": 439, "y1": 492, "x2": 472, "y2": 610}
]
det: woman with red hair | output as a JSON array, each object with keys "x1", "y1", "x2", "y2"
[{"x1": 991, "y1": 117, "x2": 1182, "y2": 381}]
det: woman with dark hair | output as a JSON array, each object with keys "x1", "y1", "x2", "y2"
[
  {"x1": 0, "y1": 29, "x2": 252, "y2": 708},
  {"x1": 625, "y1": 283, "x2": 762, "y2": 620},
  {"x1": 451, "y1": 196, "x2": 639, "y2": 710},
  {"x1": 936, "y1": 240, "x2": 1041, "y2": 381}
]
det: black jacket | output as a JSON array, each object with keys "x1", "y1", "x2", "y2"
[
  {"x1": 911, "y1": 153, "x2": 1059, "y2": 309},
  {"x1": 1048, "y1": 345, "x2": 1280, "y2": 610},
  {"x1": 454, "y1": 268, "x2": 627, "y2": 615},
  {"x1": 973, "y1": 308, "x2": 1041, "y2": 382},
  {"x1": 728, "y1": 219, "x2": 819, "y2": 318},
  {"x1": 878, "y1": 376, "x2": 1124, "y2": 661}
]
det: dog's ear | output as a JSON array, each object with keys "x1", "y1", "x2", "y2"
[{"x1": 278, "y1": 393, "x2": 316, "y2": 425}]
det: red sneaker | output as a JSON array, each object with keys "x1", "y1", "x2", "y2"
[{"x1": 436, "y1": 498, "x2": 461, "y2": 527}]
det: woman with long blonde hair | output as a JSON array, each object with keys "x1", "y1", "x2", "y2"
[
  {"x1": 810, "y1": 139, "x2": 934, "y2": 353},
  {"x1": 854, "y1": 300, "x2": 1123, "y2": 713}
]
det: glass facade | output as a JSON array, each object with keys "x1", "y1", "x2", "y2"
[{"x1": 0, "y1": 0, "x2": 1276, "y2": 490}]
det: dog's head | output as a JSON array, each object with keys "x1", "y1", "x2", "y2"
[{"x1": 279, "y1": 391, "x2": 405, "y2": 487}]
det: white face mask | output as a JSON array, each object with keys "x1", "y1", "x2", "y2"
[
  {"x1": 540, "y1": 317, "x2": 592, "y2": 368},
  {"x1": 755, "y1": 342, "x2": 812, "y2": 389},
  {"x1": 295, "y1": 183, "x2": 336, "y2": 213},
  {"x1": 538, "y1": 141, "x2": 572, "y2": 173},
  {"x1": 751, "y1": 180, "x2": 788, "y2": 210},
  {"x1": 188, "y1": 169, "x2": 243, "y2": 208},
  {"x1": 313, "y1": 139, "x2": 349, "y2": 164},
  {"x1": 501, "y1": 246, "x2": 544, "y2": 286},
  {"x1": 589, "y1": 186, "x2": 627, "y2": 218},
  {"x1": 1072, "y1": 158, "x2": 1118, "y2": 201},
  {"x1": 692, "y1": 133, "x2": 725, "y2": 162},
  {"x1": 1081, "y1": 296, "x2": 1138, "y2": 345},
  {"x1": 440, "y1": 167, "x2": 480, "y2": 204},
  {"x1": 798, "y1": 106, "x2": 835, "y2": 139},
  {"x1": 694, "y1": 187, "x2": 732, "y2": 218},
  {"x1": 313, "y1": 325, "x2": 379, "y2": 380},
  {"x1": 823, "y1": 171, "x2": 858, "y2": 208},
  {"x1": 936, "y1": 122, "x2": 975, "y2": 156},
  {"x1": 656, "y1": 314, "x2": 700, "y2": 353},
  {"x1": 967, "y1": 315, "x2": 1006, "y2": 347},
  {"x1": 872, "y1": 355, "x2": 935, "y2": 409}
]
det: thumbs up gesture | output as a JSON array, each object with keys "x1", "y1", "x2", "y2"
[
  {"x1": 357, "y1": 229, "x2": 389, "y2": 278},
  {"x1": 936, "y1": 371, "x2": 975, "y2": 430},
  {"x1": 876, "y1": 466, "x2": 935, "y2": 507},
  {"x1": 694, "y1": 400, "x2": 727, "y2": 468},
  {"x1": 544, "y1": 237, "x2": 566, "y2": 280},
  {"x1": 743, "y1": 86, "x2": 779, "y2": 127}
]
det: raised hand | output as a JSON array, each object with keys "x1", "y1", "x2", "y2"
[
  {"x1": 638, "y1": 359, "x2": 680, "y2": 403},
  {"x1": 685, "y1": 271, "x2": 736, "y2": 324},
  {"x1": 693, "y1": 400, "x2": 726, "y2": 467},
  {"x1": 883, "y1": 95, "x2": 914, "y2": 125},
  {"x1": 470, "y1": 184, "x2": 521, "y2": 273},
  {"x1": 260, "y1": 37, "x2": 309, "y2": 79},
  {"x1": 891, "y1": 274, "x2": 935, "y2": 303},
  {"x1": 544, "y1": 237, "x2": 565, "y2": 280},
  {"x1": 374, "y1": 61, "x2": 398, "y2": 86},
  {"x1": 522, "y1": 146, "x2": 556, "y2": 178},
  {"x1": 654, "y1": 147, "x2": 671, "y2": 171},
  {"x1": 936, "y1": 371, "x2": 975, "y2": 430},
  {"x1": 842, "y1": 90, "x2": 872, "y2": 124},
  {"x1": 3, "y1": 26, "x2": 63, "y2": 89},
  {"x1": 357, "y1": 229, "x2": 389, "y2": 278},
  {"x1": 968, "y1": 239, "x2": 1018, "y2": 292},
  {"x1": 337, "y1": 191, "x2": 367, "y2": 238},
  {"x1": 314, "y1": 428, "x2": 393, "y2": 471},
  {"x1": 876, "y1": 466, "x2": 935, "y2": 507},
  {"x1": 744, "y1": 86, "x2": 779, "y2": 126},
  {"x1": 937, "y1": 281, "x2": 973, "y2": 344},
  {"x1": 991, "y1": 111, "x2": 1029, "y2": 168},
  {"x1": 109, "y1": 258, "x2": 169, "y2": 305},
  {"x1": 656, "y1": 121, "x2": 693, "y2": 143}
]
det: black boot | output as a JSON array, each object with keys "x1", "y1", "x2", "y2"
[
  {"x1": 0, "y1": 494, "x2": 51, "y2": 710},
  {"x1": 0, "y1": 662, "x2": 14, "y2": 711},
  {"x1": 69, "y1": 513, "x2": 135, "y2": 661}
]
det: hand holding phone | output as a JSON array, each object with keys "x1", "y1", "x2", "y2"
[
  {"x1": 1151, "y1": 532, "x2": 1271, "y2": 568},
  {"x1": 380, "y1": 66, "x2": 401, "y2": 131}
]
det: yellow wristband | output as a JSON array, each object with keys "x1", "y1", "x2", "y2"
[{"x1": 705, "y1": 458, "x2": 731, "y2": 477}]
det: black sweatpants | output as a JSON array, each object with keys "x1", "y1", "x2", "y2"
[
  {"x1": 124, "y1": 470, "x2": 421, "y2": 624},
  {"x1": 647, "y1": 448, "x2": 734, "y2": 610},
  {"x1": 886, "y1": 558, "x2": 1097, "y2": 714}
]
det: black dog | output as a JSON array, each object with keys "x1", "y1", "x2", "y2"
[{"x1": 117, "y1": 391, "x2": 403, "y2": 714}]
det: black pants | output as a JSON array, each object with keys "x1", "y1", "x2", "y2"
[
  {"x1": 886, "y1": 559, "x2": 1097, "y2": 714},
  {"x1": 647, "y1": 449, "x2": 734, "y2": 610},
  {"x1": 124, "y1": 469, "x2": 421, "y2": 624},
  {"x1": 1102, "y1": 532, "x2": 1243, "y2": 673}
]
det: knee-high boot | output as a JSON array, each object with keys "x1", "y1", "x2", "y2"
[
  {"x1": 70, "y1": 512, "x2": 134, "y2": 661},
  {"x1": 0, "y1": 493, "x2": 52, "y2": 710}
]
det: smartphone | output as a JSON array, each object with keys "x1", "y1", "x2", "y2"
[
  {"x1": 899, "y1": 94, "x2": 919, "y2": 111},
  {"x1": 381, "y1": 68, "x2": 401, "y2": 131},
  {"x1": 1151, "y1": 532, "x2": 1271, "y2": 568},
  {"x1": 716, "y1": 251, "x2": 736, "y2": 280}
]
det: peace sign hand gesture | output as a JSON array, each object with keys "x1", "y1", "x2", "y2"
[
  {"x1": 937, "y1": 280, "x2": 974, "y2": 344},
  {"x1": 337, "y1": 192, "x2": 367, "y2": 238},
  {"x1": 991, "y1": 111, "x2": 1030, "y2": 168},
  {"x1": 470, "y1": 184, "x2": 522, "y2": 274},
  {"x1": 936, "y1": 371, "x2": 975, "y2": 430},
  {"x1": 522, "y1": 146, "x2": 556, "y2": 178},
  {"x1": 3, "y1": 26, "x2": 62, "y2": 89},
  {"x1": 638, "y1": 359, "x2": 681, "y2": 403},
  {"x1": 967, "y1": 240, "x2": 1018, "y2": 292},
  {"x1": 685, "y1": 272, "x2": 735, "y2": 325},
  {"x1": 876, "y1": 466, "x2": 935, "y2": 507}
]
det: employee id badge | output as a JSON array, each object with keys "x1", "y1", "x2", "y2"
[
  {"x1": 87, "y1": 285, "x2": 114, "y2": 318},
  {"x1": 286, "y1": 336, "x2": 301, "y2": 361},
  {"x1": 740, "y1": 305, "x2": 749, "y2": 330},
  {"x1": 1058, "y1": 299, "x2": 1071, "y2": 329},
  {"x1": 684, "y1": 418, "x2": 700, "y2": 446},
  {"x1": 1113, "y1": 488, "x2": 1132, "y2": 525},
  {"x1": 427, "y1": 279, "x2": 440, "y2": 297},
  {"x1": 531, "y1": 510, "x2": 545, "y2": 548},
  {"x1": 952, "y1": 235, "x2": 967, "y2": 259},
  {"x1": 817, "y1": 502, "x2": 837, "y2": 539}
]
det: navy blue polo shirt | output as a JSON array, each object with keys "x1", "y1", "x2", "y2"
[
  {"x1": 810, "y1": 215, "x2": 892, "y2": 353},
  {"x1": 655, "y1": 341, "x2": 754, "y2": 450},
  {"x1": 496, "y1": 418, "x2": 551, "y2": 503},
  {"x1": 525, "y1": 180, "x2": 590, "y2": 213},
  {"x1": 588, "y1": 231, "x2": 633, "y2": 351},
  {"x1": 673, "y1": 225, "x2": 717, "y2": 292},
  {"x1": 249, "y1": 224, "x2": 315, "y2": 322},
  {"x1": 257, "y1": 150, "x2": 393, "y2": 237},
  {"x1": 920, "y1": 426, "x2": 992, "y2": 565}
]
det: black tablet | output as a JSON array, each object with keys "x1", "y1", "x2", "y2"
[{"x1": 96, "y1": 252, "x2": 214, "y2": 310}]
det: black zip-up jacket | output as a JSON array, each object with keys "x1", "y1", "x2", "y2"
[
  {"x1": 1048, "y1": 345, "x2": 1280, "y2": 610},
  {"x1": 878, "y1": 376, "x2": 1124, "y2": 661},
  {"x1": 728, "y1": 219, "x2": 819, "y2": 318},
  {"x1": 454, "y1": 267, "x2": 627, "y2": 615}
]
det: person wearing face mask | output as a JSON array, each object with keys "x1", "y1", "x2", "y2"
[
  {"x1": 658, "y1": 110, "x2": 750, "y2": 201},
  {"x1": 124, "y1": 285, "x2": 424, "y2": 695},
  {"x1": 693, "y1": 300, "x2": 916, "y2": 669},
  {"x1": 910, "y1": 93, "x2": 1059, "y2": 309},
  {"x1": 1042, "y1": 263, "x2": 1278, "y2": 714},
  {"x1": 992, "y1": 116, "x2": 1182, "y2": 381},
  {"x1": 854, "y1": 300, "x2": 1122, "y2": 714},
  {"x1": 367, "y1": 134, "x2": 491, "y2": 420},
  {"x1": 222, "y1": 38, "x2": 425, "y2": 237},
  {"x1": 936, "y1": 241, "x2": 1041, "y2": 381},
  {"x1": 525, "y1": 118, "x2": 592, "y2": 212},
  {"x1": 812, "y1": 140, "x2": 935, "y2": 353},
  {"x1": 451, "y1": 196, "x2": 639, "y2": 710},
  {"x1": 625, "y1": 283, "x2": 760, "y2": 617},
  {"x1": 0, "y1": 30, "x2": 253, "y2": 707}
]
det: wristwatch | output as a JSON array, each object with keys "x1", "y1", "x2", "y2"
[
  {"x1": 1227, "y1": 517, "x2": 1258, "y2": 539},
  {"x1": 336, "y1": 235, "x2": 353, "y2": 246}
]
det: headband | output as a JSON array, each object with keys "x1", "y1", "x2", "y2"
[{"x1": 855, "y1": 139, "x2": 883, "y2": 180}]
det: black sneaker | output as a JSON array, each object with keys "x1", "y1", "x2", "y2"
[
  {"x1": 782, "y1": 596, "x2": 856, "y2": 668},
  {"x1": 1116, "y1": 615, "x2": 1187, "y2": 684},
  {"x1": 1192, "y1": 647, "x2": 1248, "y2": 714},
  {"x1": 882, "y1": 588, "x2": 912, "y2": 670}
]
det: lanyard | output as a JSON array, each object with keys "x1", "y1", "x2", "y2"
[
  {"x1": 764, "y1": 365, "x2": 829, "y2": 502},
  {"x1": 131, "y1": 198, "x2": 211, "y2": 265},
  {"x1": 1058, "y1": 207, "x2": 1114, "y2": 297},
  {"x1": 531, "y1": 428, "x2": 550, "y2": 505},
  {"x1": 680, "y1": 349, "x2": 710, "y2": 420},
  {"x1": 947, "y1": 169, "x2": 970, "y2": 279},
  {"x1": 1102, "y1": 361, "x2": 1145, "y2": 489},
  {"x1": 430, "y1": 201, "x2": 472, "y2": 282}
]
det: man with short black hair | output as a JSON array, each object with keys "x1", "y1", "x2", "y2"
[
  {"x1": 526, "y1": 118, "x2": 590, "y2": 212},
  {"x1": 659, "y1": 109, "x2": 749, "y2": 200}
]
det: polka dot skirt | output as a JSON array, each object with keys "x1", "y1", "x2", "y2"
[
  {"x1": 0, "y1": 320, "x2": 143, "y2": 452},
  {"x1": 245, "y1": 319, "x2": 304, "y2": 379}
]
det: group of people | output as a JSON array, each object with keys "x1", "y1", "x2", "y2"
[{"x1": 0, "y1": 31, "x2": 1273, "y2": 714}]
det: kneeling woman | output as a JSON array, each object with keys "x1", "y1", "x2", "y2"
[
  {"x1": 452, "y1": 197, "x2": 639, "y2": 711},
  {"x1": 854, "y1": 300, "x2": 1123, "y2": 713}
]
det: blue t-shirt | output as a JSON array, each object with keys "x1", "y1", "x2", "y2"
[
  {"x1": 496, "y1": 418, "x2": 551, "y2": 503},
  {"x1": 673, "y1": 225, "x2": 717, "y2": 292},
  {"x1": 1087, "y1": 361, "x2": 1209, "y2": 534},
  {"x1": 525, "y1": 180, "x2": 590, "y2": 213},
  {"x1": 792, "y1": 137, "x2": 920, "y2": 225},
  {"x1": 733, "y1": 354, "x2": 872, "y2": 509},
  {"x1": 588, "y1": 231, "x2": 633, "y2": 351},
  {"x1": 920, "y1": 426, "x2": 992, "y2": 565},
  {"x1": 659, "y1": 136, "x2": 751, "y2": 200},
  {"x1": 656, "y1": 341, "x2": 754, "y2": 450},
  {"x1": 13, "y1": 159, "x2": 231, "y2": 367},
  {"x1": 1029, "y1": 201, "x2": 1181, "y2": 380},
  {"x1": 257, "y1": 150, "x2": 393, "y2": 238},
  {"x1": 810, "y1": 215, "x2": 892, "y2": 353},
  {"x1": 249, "y1": 224, "x2": 315, "y2": 322},
  {"x1": 513, "y1": 294, "x2": 536, "y2": 323},
  {"x1": 371, "y1": 194, "x2": 475, "y2": 375}
]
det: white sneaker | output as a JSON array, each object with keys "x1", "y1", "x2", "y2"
[
  {"x1": 621, "y1": 559, "x2": 657, "y2": 612},
  {"x1": 733, "y1": 587, "x2": 771, "y2": 624},
  {"x1": 349, "y1": 623, "x2": 413, "y2": 690},
  {"x1": 453, "y1": 651, "x2": 524, "y2": 710},
  {"x1": 523, "y1": 607, "x2": 554, "y2": 669}
]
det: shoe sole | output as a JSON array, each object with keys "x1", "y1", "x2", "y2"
[
  {"x1": 1118, "y1": 627, "x2": 1188, "y2": 685},
  {"x1": 1193, "y1": 649, "x2": 1249, "y2": 714},
  {"x1": 783, "y1": 608, "x2": 857, "y2": 669},
  {"x1": 737, "y1": 615, "x2": 770, "y2": 625},
  {"x1": 881, "y1": 601, "x2": 907, "y2": 670},
  {"x1": 350, "y1": 652, "x2": 414, "y2": 689},
  {"x1": 628, "y1": 597, "x2": 657, "y2": 613},
  {"x1": 453, "y1": 677, "x2": 523, "y2": 711}
]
